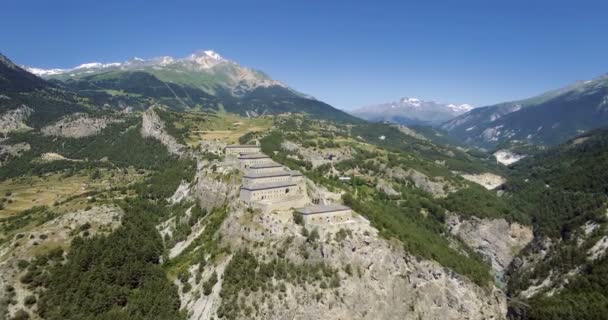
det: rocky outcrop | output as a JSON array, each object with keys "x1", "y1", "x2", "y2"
[
  {"x1": 295, "y1": 142, "x2": 354, "y2": 168},
  {"x1": 376, "y1": 178, "x2": 399, "y2": 196},
  {"x1": 0, "y1": 142, "x2": 30, "y2": 165},
  {"x1": 192, "y1": 162, "x2": 240, "y2": 211},
  {"x1": 0, "y1": 106, "x2": 32, "y2": 134},
  {"x1": 460, "y1": 172, "x2": 506, "y2": 190},
  {"x1": 41, "y1": 113, "x2": 121, "y2": 138},
  {"x1": 199, "y1": 139, "x2": 226, "y2": 155},
  {"x1": 184, "y1": 204, "x2": 508, "y2": 320},
  {"x1": 141, "y1": 108, "x2": 185, "y2": 156},
  {"x1": 446, "y1": 214, "x2": 533, "y2": 281},
  {"x1": 385, "y1": 166, "x2": 456, "y2": 198},
  {"x1": 493, "y1": 150, "x2": 526, "y2": 166},
  {"x1": 168, "y1": 180, "x2": 192, "y2": 204}
]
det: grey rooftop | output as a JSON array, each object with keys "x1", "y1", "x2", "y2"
[
  {"x1": 250, "y1": 162, "x2": 283, "y2": 169},
  {"x1": 243, "y1": 170, "x2": 292, "y2": 179},
  {"x1": 238, "y1": 153, "x2": 270, "y2": 159},
  {"x1": 241, "y1": 181, "x2": 297, "y2": 191},
  {"x1": 296, "y1": 204, "x2": 351, "y2": 215},
  {"x1": 226, "y1": 145, "x2": 260, "y2": 148}
]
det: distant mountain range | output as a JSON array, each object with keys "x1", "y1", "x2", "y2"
[
  {"x1": 441, "y1": 73, "x2": 608, "y2": 148},
  {"x1": 0, "y1": 53, "x2": 86, "y2": 126},
  {"x1": 351, "y1": 97, "x2": 473, "y2": 126},
  {"x1": 22, "y1": 50, "x2": 357, "y2": 122},
  {"x1": 26, "y1": 50, "x2": 287, "y2": 97}
]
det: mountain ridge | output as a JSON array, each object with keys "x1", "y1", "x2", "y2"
[
  {"x1": 16, "y1": 50, "x2": 359, "y2": 122},
  {"x1": 441, "y1": 72, "x2": 608, "y2": 149},
  {"x1": 352, "y1": 97, "x2": 473, "y2": 126}
]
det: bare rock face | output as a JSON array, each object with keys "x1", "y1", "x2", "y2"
[
  {"x1": 0, "y1": 105, "x2": 32, "y2": 134},
  {"x1": 141, "y1": 108, "x2": 185, "y2": 156},
  {"x1": 193, "y1": 205, "x2": 508, "y2": 320},
  {"x1": 459, "y1": 172, "x2": 506, "y2": 190},
  {"x1": 493, "y1": 150, "x2": 526, "y2": 166},
  {"x1": 306, "y1": 179, "x2": 343, "y2": 204},
  {"x1": 446, "y1": 214, "x2": 533, "y2": 281},
  {"x1": 192, "y1": 163, "x2": 240, "y2": 211},
  {"x1": 385, "y1": 167, "x2": 455, "y2": 198},
  {"x1": 199, "y1": 140, "x2": 226, "y2": 155},
  {"x1": 41, "y1": 113, "x2": 121, "y2": 138},
  {"x1": 0, "y1": 142, "x2": 30, "y2": 165},
  {"x1": 376, "y1": 178, "x2": 399, "y2": 196}
]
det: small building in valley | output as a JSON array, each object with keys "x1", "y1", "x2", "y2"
[{"x1": 296, "y1": 204, "x2": 352, "y2": 225}]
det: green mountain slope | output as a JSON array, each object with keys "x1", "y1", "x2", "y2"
[
  {"x1": 0, "y1": 53, "x2": 87, "y2": 127},
  {"x1": 503, "y1": 129, "x2": 608, "y2": 319},
  {"x1": 29, "y1": 51, "x2": 359, "y2": 122},
  {"x1": 441, "y1": 74, "x2": 608, "y2": 149}
]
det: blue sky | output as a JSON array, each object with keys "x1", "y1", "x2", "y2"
[{"x1": 2, "y1": 0, "x2": 608, "y2": 110}]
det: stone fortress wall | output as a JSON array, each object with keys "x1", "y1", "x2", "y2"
[
  {"x1": 227, "y1": 144, "x2": 356, "y2": 226},
  {"x1": 225, "y1": 144, "x2": 261, "y2": 156}
]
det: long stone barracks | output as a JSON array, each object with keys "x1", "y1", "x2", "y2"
[
  {"x1": 225, "y1": 144, "x2": 261, "y2": 156},
  {"x1": 226, "y1": 144, "x2": 308, "y2": 211},
  {"x1": 237, "y1": 153, "x2": 273, "y2": 169},
  {"x1": 226, "y1": 144, "x2": 357, "y2": 224},
  {"x1": 295, "y1": 204, "x2": 352, "y2": 225}
]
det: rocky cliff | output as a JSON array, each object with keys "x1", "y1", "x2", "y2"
[
  {"x1": 446, "y1": 214, "x2": 533, "y2": 284},
  {"x1": 0, "y1": 106, "x2": 32, "y2": 134},
  {"x1": 170, "y1": 152, "x2": 508, "y2": 320},
  {"x1": 141, "y1": 107, "x2": 186, "y2": 156},
  {"x1": 179, "y1": 201, "x2": 507, "y2": 320},
  {"x1": 41, "y1": 113, "x2": 121, "y2": 138}
]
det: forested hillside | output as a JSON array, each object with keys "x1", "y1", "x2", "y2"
[{"x1": 504, "y1": 129, "x2": 608, "y2": 320}]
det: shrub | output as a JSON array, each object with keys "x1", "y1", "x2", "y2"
[
  {"x1": 23, "y1": 295, "x2": 36, "y2": 306},
  {"x1": 12, "y1": 309, "x2": 29, "y2": 319}
]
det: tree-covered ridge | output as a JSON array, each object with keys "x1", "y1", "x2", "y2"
[
  {"x1": 506, "y1": 129, "x2": 608, "y2": 237},
  {"x1": 0, "y1": 116, "x2": 184, "y2": 180},
  {"x1": 442, "y1": 74, "x2": 608, "y2": 148},
  {"x1": 13, "y1": 138, "x2": 197, "y2": 319},
  {"x1": 0, "y1": 52, "x2": 90, "y2": 126},
  {"x1": 504, "y1": 129, "x2": 608, "y2": 320},
  {"x1": 37, "y1": 197, "x2": 185, "y2": 320}
]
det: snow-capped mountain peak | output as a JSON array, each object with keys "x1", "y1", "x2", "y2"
[
  {"x1": 25, "y1": 67, "x2": 66, "y2": 76},
  {"x1": 202, "y1": 50, "x2": 222, "y2": 60},
  {"x1": 447, "y1": 103, "x2": 474, "y2": 112},
  {"x1": 184, "y1": 50, "x2": 228, "y2": 69},
  {"x1": 24, "y1": 49, "x2": 231, "y2": 76},
  {"x1": 400, "y1": 97, "x2": 422, "y2": 107},
  {"x1": 23, "y1": 49, "x2": 292, "y2": 96},
  {"x1": 352, "y1": 97, "x2": 475, "y2": 126},
  {"x1": 74, "y1": 62, "x2": 121, "y2": 70}
]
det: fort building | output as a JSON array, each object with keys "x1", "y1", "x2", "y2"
[
  {"x1": 248, "y1": 162, "x2": 285, "y2": 174},
  {"x1": 296, "y1": 204, "x2": 352, "y2": 225},
  {"x1": 238, "y1": 153, "x2": 274, "y2": 168},
  {"x1": 240, "y1": 181, "x2": 300, "y2": 202},
  {"x1": 225, "y1": 144, "x2": 261, "y2": 156},
  {"x1": 242, "y1": 169, "x2": 303, "y2": 187}
]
